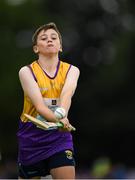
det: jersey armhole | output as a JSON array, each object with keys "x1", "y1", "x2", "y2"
[
  {"x1": 27, "y1": 65, "x2": 37, "y2": 82},
  {"x1": 66, "y1": 64, "x2": 72, "y2": 77}
]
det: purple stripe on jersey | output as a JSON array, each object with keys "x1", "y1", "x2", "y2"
[
  {"x1": 37, "y1": 60, "x2": 60, "y2": 79},
  {"x1": 27, "y1": 65, "x2": 37, "y2": 82},
  {"x1": 66, "y1": 64, "x2": 72, "y2": 77}
]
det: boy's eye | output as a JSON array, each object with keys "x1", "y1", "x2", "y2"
[
  {"x1": 41, "y1": 36, "x2": 57, "y2": 40},
  {"x1": 41, "y1": 37, "x2": 47, "y2": 40},
  {"x1": 52, "y1": 37, "x2": 57, "y2": 40}
]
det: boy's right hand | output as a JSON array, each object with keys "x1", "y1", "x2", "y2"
[{"x1": 59, "y1": 118, "x2": 72, "y2": 132}]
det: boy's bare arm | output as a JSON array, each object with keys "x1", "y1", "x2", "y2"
[
  {"x1": 59, "y1": 65, "x2": 80, "y2": 115},
  {"x1": 19, "y1": 66, "x2": 58, "y2": 122}
]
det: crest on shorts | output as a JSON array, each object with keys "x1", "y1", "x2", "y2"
[{"x1": 65, "y1": 150, "x2": 73, "y2": 160}]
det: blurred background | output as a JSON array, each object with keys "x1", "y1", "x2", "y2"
[{"x1": 0, "y1": 0, "x2": 135, "y2": 178}]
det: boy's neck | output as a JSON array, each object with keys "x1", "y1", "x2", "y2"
[{"x1": 37, "y1": 54, "x2": 59, "y2": 72}]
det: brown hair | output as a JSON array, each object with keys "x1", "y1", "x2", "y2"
[{"x1": 32, "y1": 22, "x2": 62, "y2": 47}]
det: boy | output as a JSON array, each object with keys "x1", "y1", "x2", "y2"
[{"x1": 17, "y1": 22, "x2": 80, "y2": 179}]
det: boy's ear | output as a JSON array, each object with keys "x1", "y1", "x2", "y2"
[
  {"x1": 59, "y1": 47, "x2": 62, "y2": 52},
  {"x1": 33, "y1": 45, "x2": 39, "y2": 53},
  {"x1": 59, "y1": 45, "x2": 62, "y2": 52}
]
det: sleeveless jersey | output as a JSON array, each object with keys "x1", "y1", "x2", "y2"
[
  {"x1": 20, "y1": 60, "x2": 71, "y2": 121},
  {"x1": 17, "y1": 60, "x2": 73, "y2": 165}
]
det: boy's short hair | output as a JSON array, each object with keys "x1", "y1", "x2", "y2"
[{"x1": 32, "y1": 22, "x2": 62, "y2": 47}]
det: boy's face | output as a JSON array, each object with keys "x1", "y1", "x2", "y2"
[{"x1": 33, "y1": 28, "x2": 62, "y2": 55}]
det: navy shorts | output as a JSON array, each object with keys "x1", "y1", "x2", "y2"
[{"x1": 18, "y1": 150, "x2": 75, "y2": 178}]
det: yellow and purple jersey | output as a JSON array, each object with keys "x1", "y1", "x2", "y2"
[
  {"x1": 17, "y1": 60, "x2": 73, "y2": 165},
  {"x1": 21, "y1": 60, "x2": 71, "y2": 121}
]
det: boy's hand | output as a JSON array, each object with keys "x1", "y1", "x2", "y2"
[{"x1": 59, "y1": 118, "x2": 72, "y2": 132}]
